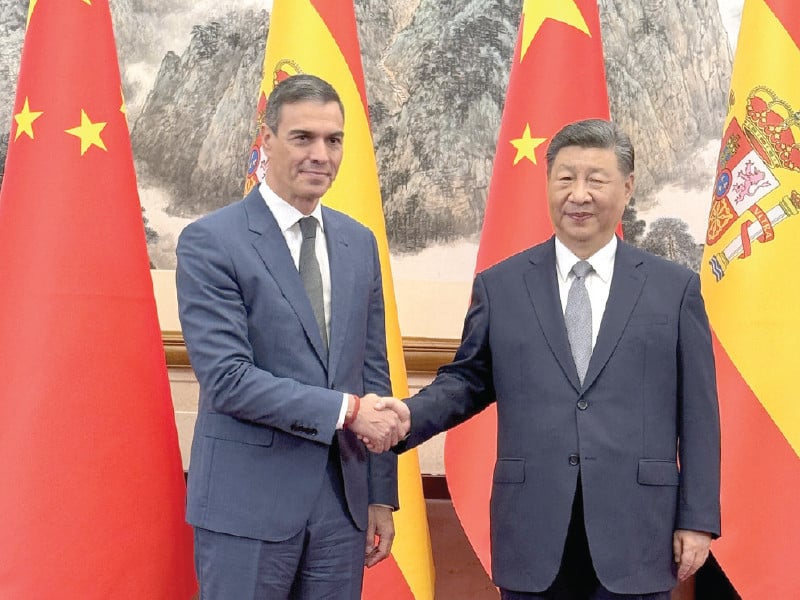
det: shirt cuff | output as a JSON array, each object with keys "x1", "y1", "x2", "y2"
[{"x1": 336, "y1": 393, "x2": 349, "y2": 429}]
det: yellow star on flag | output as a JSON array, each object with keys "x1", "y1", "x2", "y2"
[
  {"x1": 510, "y1": 123, "x2": 547, "y2": 166},
  {"x1": 26, "y1": 0, "x2": 37, "y2": 27},
  {"x1": 520, "y1": 0, "x2": 591, "y2": 62},
  {"x1": 65, "y1": 109, "x2": 107, "y2": 155},
  {"x1": 14, "y1": 97, "x2": 44, "y2": 141}
]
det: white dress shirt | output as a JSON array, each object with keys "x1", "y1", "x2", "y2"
[
  {"x1": 259, "y1": 181, "x2": 348, "y2": 428},
  {"x1": 554, "y1": 236, "x2": 617, "y2": 351}
]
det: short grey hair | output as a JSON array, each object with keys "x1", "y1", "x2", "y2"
[
  {"x1": 545, "y1": 119, "x2": 634, "y2": 176},
  {"x1": 264, "y1": 74, "x2": 344, "y2": 133}
]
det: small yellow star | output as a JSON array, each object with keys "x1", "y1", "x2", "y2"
[
  {"x1": 13, "y1": 97, "x2": 44, "y2": 141},
  {"x1": 510, "y1": 124, "x2": 547, "y2": 166},
  {"x1": 520, "y1": 0, "x2": 591, "y2": 62},
  {"x1": 65, "y1": 109, "x2": 107, "y2": 155}
]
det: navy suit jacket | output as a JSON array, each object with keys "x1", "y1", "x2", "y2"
[
  {"x1": 176, "y1": 189, "x2": 397, "y2": 542},
  {"x1": 401, "y1": 237, "x2": 720, "y2": 594}
]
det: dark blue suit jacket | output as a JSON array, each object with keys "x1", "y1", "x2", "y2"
[
  {"x1": 402, "y1": 237, "x2": 720, "y2": 594},
  {"x1": 176, "y1": 189, "x2": 397, "y2": 542}
]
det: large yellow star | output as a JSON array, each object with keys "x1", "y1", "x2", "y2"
[
  {"x1": 510, "y1": 124, "x2": 547, "y2": 166},
  {"x1": 65, "y1": 109, "x2": 107, "y2": 155},
  {"x1": 14, "y1": 97, "x2": 44, "y2": 141},
  {"x1": 520, "y1": 0, "x2": 591, "y2": 62}
]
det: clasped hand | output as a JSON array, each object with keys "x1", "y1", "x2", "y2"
[{"x1": 348, "y1": 394, "x2": 410, "y2": 452}]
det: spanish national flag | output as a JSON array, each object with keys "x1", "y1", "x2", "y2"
[
  {"x1": 700, "y1": 0, "x2": 800, "y2": 596},
  {"x1": 0, "y1": 1, "x2": 196, "y2": 597},
  {"x1": 443, "y1": 0, "x2": 610, "y2": 575},
  {"x1": 245, "y1": 2, "x2": 434, "y2": 598}
]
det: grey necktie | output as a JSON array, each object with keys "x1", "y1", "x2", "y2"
[
  {"x1": 565, "y1": 260, "x2": 593, "y2": 385},
  {"x1": 298, "y1": 216, "x2": 328, "y2": 355}
]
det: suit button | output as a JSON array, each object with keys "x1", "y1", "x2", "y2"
[
  {"x1": 568, "y1": 454, "x2": 580, "y2": 466},
  {"x1": 577, "y1": 399, "x2": 588, "y2": 410}
]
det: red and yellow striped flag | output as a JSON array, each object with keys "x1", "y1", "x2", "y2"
[
  {"x1": 443, "y1": 0, "x2": 610, "y2": 575},
  {"x1": 244, "y1": 2, "x2": 434, "y2": 598},
  {"x1": 701, "y1": 0, "x2": 800, "y2": 596},
  {"x1": 0, "y1": 1, "x2": 196, "y2": 597}
]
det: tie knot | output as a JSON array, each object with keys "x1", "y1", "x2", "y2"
[
  {"x1": 299, "y1": 216, "x2": 317, "y2": 239},
  {"x1": 571, "y1": 260, "x2": 593, "y2": 279}
]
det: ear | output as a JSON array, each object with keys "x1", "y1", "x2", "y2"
[
  {"x1": 624, "y1": 172, "x2": 635, "y2": 203},
  {"x1": 260, "y1": 123, "x2": 273, "y2": 153}
]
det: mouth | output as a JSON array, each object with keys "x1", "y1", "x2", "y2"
[
  {"x1": 300, "y1": 170, "x2": 331, "y2": 180},
  {"x1": 567, "y1": 212, "x2": 593, "y2": 222}
]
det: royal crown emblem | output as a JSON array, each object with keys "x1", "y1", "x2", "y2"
[{"x1": 706, "y1": 86, "x2": 800, "y2": 281}]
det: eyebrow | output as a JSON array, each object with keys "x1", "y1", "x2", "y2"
[{"x1": 287, "y1": 128, "x2": 344, "y2": 138}]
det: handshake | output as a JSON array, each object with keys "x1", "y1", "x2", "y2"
[{"x1": 346, "y1": 394, "x2": 411, "y2": 453}]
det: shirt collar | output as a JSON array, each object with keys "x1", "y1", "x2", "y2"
[
  {"x1": 259, "y1": 181, "x2": 325, "y2": 233},
  {"x1": 555, "y1": 235, "x2": 617, "y2": 284}
]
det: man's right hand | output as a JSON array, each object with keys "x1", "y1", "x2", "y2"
[{"x1": 347, "y1": 394, "x2": 409, "y2": 452}]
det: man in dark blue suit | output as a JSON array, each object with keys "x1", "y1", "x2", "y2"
[
  {"x1": 382, "y1": 119, "x2": 721, "y2": 599},
  {"x1": 177, "y1": 74, "x2": 406, "y2": 599}
]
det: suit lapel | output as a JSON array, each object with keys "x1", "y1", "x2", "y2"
[
  {"x1": 524, "y1": 239, "x2": 582, "y2": 392},
  {"x1": 582, "y1": 241, "x2": 646, "y2": 390},
  {"x1": 324, "y1": 208, "x2": 354, "y2": 384},
  {"x1": 244, "y1": 191, "x2": 328, "y2": 367}
]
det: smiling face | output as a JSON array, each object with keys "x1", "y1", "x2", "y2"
[
  {"x1": 261, "y1": 100, "x2": 344, "y2": 215},
  {"x1": 547, "y1": 145, "x2": 634, "y2": 258}
]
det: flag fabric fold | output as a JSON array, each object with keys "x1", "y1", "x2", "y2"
[
  {"x1": 701, "y1": 0, "x2": 800, "y2": 596},
  {"x1": 0, "y1": 1, "x2": 196, "y2": 598},
  {"x1": 245, "y1": 2, "x2": 434, "y2": 598},
  {"x1": 443, "y1": 0, "x2": 610, "y2": 575}
]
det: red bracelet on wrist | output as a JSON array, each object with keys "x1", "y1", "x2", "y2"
[{"x1": 344, "y1": 394, "x2": 360, "y2": 428}]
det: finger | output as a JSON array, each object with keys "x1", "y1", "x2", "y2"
[
  {"x1": 365, "y1": 524, "x2": 376, "y2": 557},
  {"x1": 672, "y1": 533, "x2": 682, "y2": 564},
  {"x1": 677, "y1": 550, "x2": 696, "y2": 581},
  {"x1": 364, "y1": 546, "x2": 381, "y2": 568},
  {"x1": 365, "y1": 534, "x2": 392, "y2": 568}
]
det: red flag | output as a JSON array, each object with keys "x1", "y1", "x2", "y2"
[
  {"x1": 443, "y1": 0, "x2": 610, "y2": 575},
  {"x1": 700, "y1": 0, "x2": 800, "y2": 595},
  {"x1": 0, "y1": 2, "x2": 196, "y2": 597}
]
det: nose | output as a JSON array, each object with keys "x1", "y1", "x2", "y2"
[
  {"x1": 307, "y1": 138, "x2": 329, "y2": 163},
  {"x1": 569, "y1": 180, "x2": 592, "y2": 203}
]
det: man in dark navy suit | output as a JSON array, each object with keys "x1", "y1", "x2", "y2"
[{"x1": 381, "y1": 119, "x2": 721, "y2": 599}]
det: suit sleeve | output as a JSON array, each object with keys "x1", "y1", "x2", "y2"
[
  {"x1": 399, "y1": 272, "x2": 497, "y2": 451},
  {"x1": 675, "y1": 273, "x2": 722, "y2": 536},
  {"x1": 176, "y1": 219, "x2": 342, "y2": 444},
  {"x1": 362, "y1": 234, "x2": 399, "y2": 508}
]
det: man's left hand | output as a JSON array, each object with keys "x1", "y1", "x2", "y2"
[
  {"x1": 365, "y1": 505, "x2": 395, "y2": 567},
  {"x1": 673, "y1": 529, "x2": 712, "y2": 581}
]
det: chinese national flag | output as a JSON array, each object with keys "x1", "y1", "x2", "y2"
[
  {"x1": 700, "y1": 0, "x2": 800, "y2": 596},
  {"x1": 0, "y1": 2, "x2": 196, "y2": 598},
  {"x1": 245, "y1": 1, "x2": 435, "y2": 598},
  {"x1": 444, "y1": 0, "x2": 610, "y2": 575}
]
